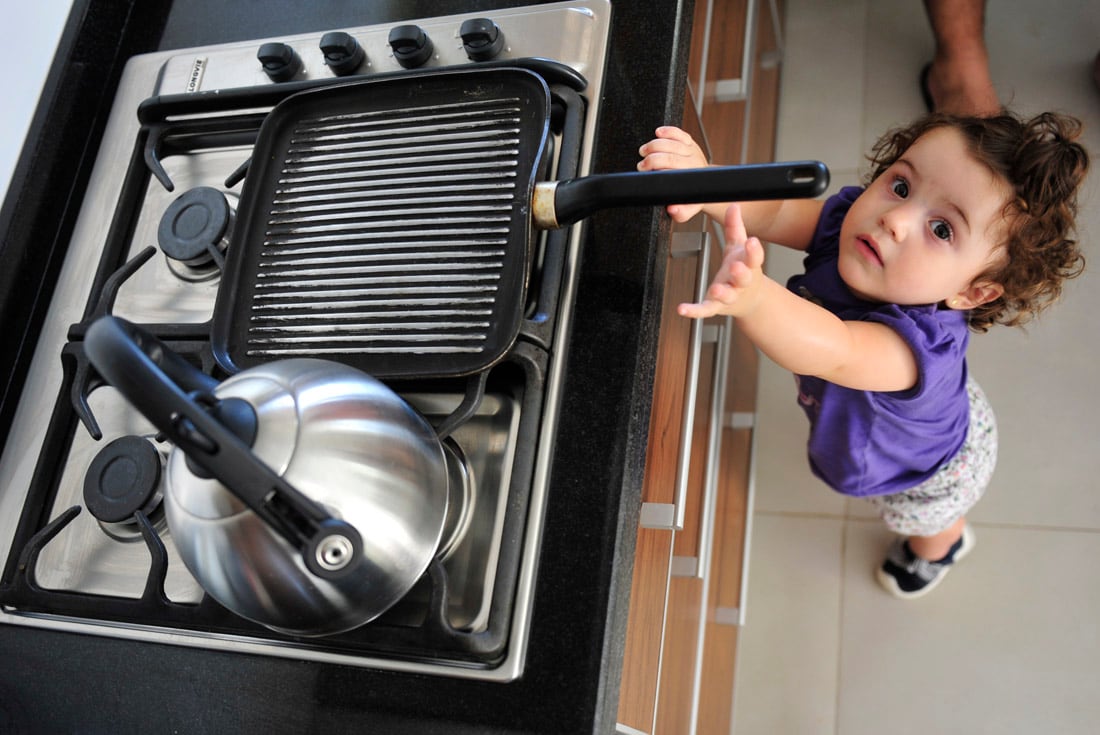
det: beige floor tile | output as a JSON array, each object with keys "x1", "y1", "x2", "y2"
[
  {"x1": 741, "y1": 1, "x2": 1100, "y2": 733},
  {"x1": 983, "y1": 0, "x2": 1100, "y2": 120},
  {"x1": 774, "y1": 0, "x2": 867, "y2": 172},
  {"x1": 753, "y1": 359, "x2": 846, "y2": 516},
  {"x1": 861, "y1": 0, "x2": 933, "y2": 152},
  {"x1": 968, "y1": 317, "x2": 1100, "y2": 529},
  {"x1": 732, "y1": 514, "x2": 844, "y2": 735},
  {"x1": 837, "y1": 522, "x2": 1100, "y2": 734}
]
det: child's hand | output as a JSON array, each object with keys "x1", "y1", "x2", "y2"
[
  {"x1": 637, "y1": 126, "x2": 709, "y2": 222},
  {"x1": 678, "y1": 204, "x2": 767, "y2": 319},
  {"x1": 638, "y1": 126, "x2": 709, "y2": 169}
]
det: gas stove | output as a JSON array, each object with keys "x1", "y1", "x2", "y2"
[{"x1": 0, "y1": 1, "x2": 609, "y2": 682}]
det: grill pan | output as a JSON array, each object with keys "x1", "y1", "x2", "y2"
[{"x1": 212, "y1": 67, "x2": 828, "y2": 378}]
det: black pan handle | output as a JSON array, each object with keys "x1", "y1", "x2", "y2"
[
  {"x1": 83, "y1": 316, "x2": 363, "y2": 580},
  {"x1": 532, "y1": 161, "x2": 830, "y2": 229}
]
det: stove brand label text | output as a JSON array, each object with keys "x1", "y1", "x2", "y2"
[{"x1": 186, "y1": 57, "x2": 208, "y2": 93}]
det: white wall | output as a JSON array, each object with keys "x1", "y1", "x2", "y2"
[{"x1": 1, "y1": 1, "x2": 74, "y2": 206}]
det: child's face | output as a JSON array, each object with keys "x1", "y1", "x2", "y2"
[{"x1": 838, "y1": 127, "x2": 1010, "y2": 308}]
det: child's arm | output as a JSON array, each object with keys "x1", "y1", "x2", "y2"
[
  {"x1": 686, "y1": 205, "x2": 919, "y2": 392},
  {"x1": 637, "y1": 126, "x2": 825, "y2": 250}
]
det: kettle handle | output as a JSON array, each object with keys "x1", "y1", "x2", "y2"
[{"x1": 84, "y1": 316, "x2": 363, "y2": 580}]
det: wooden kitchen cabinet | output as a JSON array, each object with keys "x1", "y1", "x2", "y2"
[
  {"x1": 617, "y1": 1, "x2": 782, "y2": 733},
  {"x1": 654, "y1": 251, "x2": 721, "y2": 735},
  {"x1": 617, "y1": 213, "x2": 742, "y2": 735},
  {"x1": 617, "y1": 214, "x2": 711, "y2": 734}
]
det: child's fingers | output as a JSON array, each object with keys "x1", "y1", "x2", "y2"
[
  {"x1": 677, "y1": 300, "x2": 720, "y2": 319},
  {"x1": 638, "y1": 132, "x2": 694, "y2": 158},
  {"x1": 637, "y1": 152, "x2": 691, "y2": 171},
  {"x1": 654, "y1": 125, "x2": 696, "y2": 145},
  {"x1": 743, "y1": 236, "x2": 765, "y2": 270},
  {"x1": 677, "y1": 230, "x2": 762, "y2": 321},
  {"x1": 637, "y1": 138, "x2": 676, "y2": 158},
  {"x1": 638, "y1": 127, "x2": 708, "y2": 171},
  {"x1": 725, "y1": 260, "x2": 754, "y2": 290},
  {"x1": 707, "y1": 281, "x2": 737, "y2": 302},
  {"x1": 638, "y1": 140, "x2": 705, "y2": 171},
  {"x1": 678, "y1": 282, "x2": 739, "y2": 318},
  {"x1": 724, "y1": 203, "x2": 748, "y2": 244},
  {"x1": 666, "y1": 203, "x2": 704, "y2": 222}
]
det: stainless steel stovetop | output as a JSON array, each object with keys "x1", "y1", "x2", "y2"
[{"x1": 0, "y1": 1, "x2": 610, "y2": 682}]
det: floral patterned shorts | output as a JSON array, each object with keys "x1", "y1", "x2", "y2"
[{"x1": 864, "y1": 378, "x2": 997, "y2": 537}]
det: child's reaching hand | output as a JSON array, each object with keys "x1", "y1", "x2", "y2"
[
  {"x1": 678, "y1": 204, "x2": 767, "y2": 319},
  {"x1": 637, "y1": 126, "x2": 711, "y2": 223},
  {"x1": 637, "y1": 125, "x2": 709, "y2": 170}
]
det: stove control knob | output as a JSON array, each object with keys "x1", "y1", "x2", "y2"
[
  {"x1": 388, "y1": 24, "x2": 434, "y2": 68},
  {"x1": 460, "y1": 18, "x2": 505, "y2": 61},
  {"x1": 320, "y1": 31, "x2": 365, "y2": 76},
  {"x1": 257, "y1": 42, "x2": 302, "y2": 82}
]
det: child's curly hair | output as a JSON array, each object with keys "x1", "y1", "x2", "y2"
[{"x1": 864, "y1": 111, "x2": 1089, "y2": 332}]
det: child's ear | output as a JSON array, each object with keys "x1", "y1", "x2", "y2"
[{"x1": 949, "y1": 280, "x2": 1004, "y2": 310}]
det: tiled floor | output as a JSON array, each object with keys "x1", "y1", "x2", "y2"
[{"x1": 732, "y1": 1, "x2": 1100, "y2": 732}]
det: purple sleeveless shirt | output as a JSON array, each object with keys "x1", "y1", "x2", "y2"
[{"x1": 785, "y1": 186, "x2": 970, "y2": 497}]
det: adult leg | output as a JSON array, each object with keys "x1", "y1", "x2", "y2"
[{"x1": 923, "y1": 0, "x2": 1001, "y2": 115}]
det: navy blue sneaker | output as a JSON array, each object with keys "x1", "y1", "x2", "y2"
[{"x1": 876, "y1": 525, "x2": 975, "y2": 599}]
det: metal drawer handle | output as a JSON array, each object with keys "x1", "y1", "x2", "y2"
[
  {"x1": 672, "y1": 231, "x2": 711, "y2": 531},
  {"x1": 640, "y1": 230, "x2": 709, "y2": 530},
  {"x1": 694, "y1": 317, "x2": 731, "y2": 579},
  {"x1": 669, "y1": 316, "x2": 730, "y2": 579}
]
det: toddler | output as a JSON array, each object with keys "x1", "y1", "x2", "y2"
[{"x1": 637, "y1": 112, "x2": 1088, "y2": 597}]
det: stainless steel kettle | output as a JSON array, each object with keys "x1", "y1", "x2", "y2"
[{"x1": 84, "y1": 316, "x2": 449, "y2": 636}]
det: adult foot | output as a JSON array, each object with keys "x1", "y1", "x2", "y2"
[{"x1": 922, "y1": 56, "x2": 1001, "y2": 116}]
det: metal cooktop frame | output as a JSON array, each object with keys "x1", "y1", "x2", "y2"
[{"x1": 0, "y1": 0, "x2": 610, "y2": 681}]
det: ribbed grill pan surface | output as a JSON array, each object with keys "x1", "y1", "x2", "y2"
[{"x1": 212, "y1": 69, "x2": 551, "y2": 378}]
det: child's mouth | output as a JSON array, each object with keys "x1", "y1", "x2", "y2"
[{"x1": 856, "y1": 237, "x2": 884, "y2": 267}]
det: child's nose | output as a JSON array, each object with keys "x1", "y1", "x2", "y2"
[{"x1": 880, "y1": 203, "x2": 915, "y2": 241}]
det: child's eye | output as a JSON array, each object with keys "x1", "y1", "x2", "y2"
[
  {"x1": 890, "y1": 177, "x2": 909, "y2": 198},
  {"x1": 931, "y1": 219, "x2": 953, "y2": 241}
]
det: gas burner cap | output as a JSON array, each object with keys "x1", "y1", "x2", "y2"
[
  {"x1": 158, "y1": 186, "x2": 233, "y2": 268},
  {"x1": 83, "y1": 435, "x2": 163, "y2": 526}
]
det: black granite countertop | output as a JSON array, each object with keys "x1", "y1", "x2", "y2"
[{"x1": 0, "y1": 1, "x2": 691, "y2": 732}]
